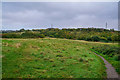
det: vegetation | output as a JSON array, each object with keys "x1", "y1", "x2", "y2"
[
  {"x1": 1, "y1": 28, "x2": 119, "y2": 42},
  {"x1": 1, "y1": 28, "x2": 119, "y2": 78},
  {"x1": 91, "y1": 44, "x2": 120, "y2": 74},
  {"x1": 2, "y1": 38, "x2": 106, "y2": 78},
  {"x1": 76, "y1": 40, "x2": 119, "y2": 74}
]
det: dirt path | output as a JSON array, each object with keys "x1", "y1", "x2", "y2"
[{"x1": 93, "y1": 52, "x2": 119, "y2": 79}]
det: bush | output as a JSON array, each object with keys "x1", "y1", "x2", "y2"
[
  {"x1": 21, "y1": 31, "x2": 45, "y2": 38},
  {"x1": 19, "y1": 28, "x2": 25, "y2": 32},
  {"x1": 111, "y1": 35, "x2": 119, "y2": 42},
  {"x1": 77, "y1": 36, "x2": 85, "y2": 40},
  {"x1": 2, "y1": 33, "x2": 21, "y2": 38},
  {"x1": 85, "y1": 37, "x2": 92, "y2": 41},
  {"x1": 107, "y1": 37, "x2": 112, "y2": 41},
  {"x1": 92, "y1": 45, "x2": 119, "y2": 56},
  {"x1": 21, "y1": 31, "x2": 34, "y2": 38},
  {"x1": 113, "y1": 55, "x2": 119, "y2": 61},
  {"x1": 39, "y1": 34, "x2": 45, "y2": 38},
  {"x1": 92, "y1": 36, "x2": 100, "y2": 41}
]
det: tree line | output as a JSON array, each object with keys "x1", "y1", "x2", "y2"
[{"x1": 1, "y1": 28, "x2": 119, "y2": 42}]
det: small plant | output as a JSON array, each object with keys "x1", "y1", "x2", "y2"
[
  {"x1": 62, "y1": 49, "x2": 65, "y2": 51},
  {"x1": 49, "y1": 59, "x2": 54, "y2": 62},
  {"x1": 69, "y1": 56, "x2": 73, "y2": 59},
  {"x1": 52, "y1": 64, "x2": 56, "y2": 67},
  {"x1": 78, "y1": 58, "x2": 84, "y2": 62},
  {"x1": 57, "y1": 50, "x2": 62, "y2": 53},
  {"x1": 82, "y1": 54, "x2": 87, "y2": 57},
  {"x1": 60, "y1": 67, "x2": 65, "y2": 70},
  {"x1": 88, "y1": 58, "x2": 94, "y2": 61},
  {"x1": 40, "y1": 52, "x2": 44, "y2": 54},
  {"x1": 76, "y1": 48, "x2": 79, "y2": 51},
  {"x1": 43, "y1": 57, "x2": 49, "y2": 61},
  {"x1": 60, "y1": 59, "x2": 65, "y2": 62},
  {"x1": 84, "y1": 59, "x2": 88, "y2": 63},
  {"x1": 56, "y1": 54, "x2": 63, "y2": 57}
]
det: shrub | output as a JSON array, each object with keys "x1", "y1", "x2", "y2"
[
  {"x1": 2, "y1": 33, "x2": 21, "y2": 38},
  {"x1": 92, "y1": 36, "x2": 100, "y2": 41},
  {"x1": 85, "y1": 37, "x2": 92, "y2": 41},
  {"x1": 77, "y1": 36, "x2": 85, "y2": 40},
  {"x1": 78, "y1": 58, "x2": 84, "y2": 62},
  {"x1": 19, "y1": 28, "x2": 25, "y2": 32},
  {"x1": 111, "y1": 35, "x2": 119, "y2": 42},
  {"x1": 113, "y1": 55, "x2": 119, "y2": 61},
  {"x1": 92, "y1": 45, "x2": 119, "y2": 56},
  {"x1": 39, "y1": 34, "x2": 45, "y2": 38},
  {"x1": 107, "y1": 37, "x2": 112, "y2": 41},
  {"x1": 56, "y1": 54, "x2": 63, "y2": 57},
  {"x1": 21, "y1": 32, "x2": 45, "y2": 38},
  {"x1": 21, "y1": 31, "x2": 34, "y2": 38}
]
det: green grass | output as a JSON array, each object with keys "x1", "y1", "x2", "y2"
[
  {"x1": 90, "y1": 45, "x2": 120, "y2": 74},
  {"x1": 2, "y1": 38, "x2": 107, "y2": 78},
  {"x1": 74, "y1": 40, "x2": 119, "y2": 74}
]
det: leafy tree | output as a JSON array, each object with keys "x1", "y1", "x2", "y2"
[{"x1": 19, "y1": 28, "x2": 25, "y2": 32}]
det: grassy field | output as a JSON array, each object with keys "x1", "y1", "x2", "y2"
[{"x1": 1, "y1": 38, "x2": 111, "y2": 78}]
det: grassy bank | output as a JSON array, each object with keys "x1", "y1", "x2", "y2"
[{"x1": 90, "y1": 45, "x2": 120, "y2": 74}]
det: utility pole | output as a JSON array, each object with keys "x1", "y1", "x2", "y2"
[
  {"x1": 106, "y1": 22, "x2": 107, "y2": 29},
  {"x1": 51, "y1": 24, "x2": 53, "y2": 28}
]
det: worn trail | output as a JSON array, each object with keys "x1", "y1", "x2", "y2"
[{"x1": 93, "y1": 52, "x2": 119, "y2": 79}]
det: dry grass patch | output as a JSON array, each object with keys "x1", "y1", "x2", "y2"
[{"x1": 16, "y1": 43, "x2": 21, "y2": 48}]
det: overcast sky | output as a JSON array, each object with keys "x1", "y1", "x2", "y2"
[{"x1": 2, "y1": 2, "x2": 118, "y2": 30}]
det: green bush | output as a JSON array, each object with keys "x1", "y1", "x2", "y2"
[
  {"x1": 21, "y1": 31, "x2": 45, "y2": 38},
  {"x1": 85, "y1": 37, "x2": 92, "y2": 41},
  {"x1": 92, "y1": 45, "x2": 119, "y2": 56},
  {"x1": 92, "y1": 36, "x2": 100, "y2": 41},
  {"x1": 107, "y1": 37, "x2": 112, "y2": 41},
  {"x1": 39, "y1": 34, "x2": 45, "y2": 38},
  {"x1": 21, "y1": 32, "x2": 34, "y2": 38},
  {"x1": 2, "y1": 33, "x2": 21, "y2": 38},
  {"x1": 113, "y1": 55, "x2": 119, "y2": 61}
]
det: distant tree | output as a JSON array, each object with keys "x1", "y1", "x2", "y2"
[
  {"x1": 19, "y1": 28, "x2": 25, "y2": 32},
  {"x1": 2, "y1": 28, "x2": 119, "y2": 42},
  {"x1": 110, "y1": 29, "x2": 114, "y2": 32}
]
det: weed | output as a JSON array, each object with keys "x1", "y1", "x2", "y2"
[{"x1": 56, "y1": 54, "x2": 63, "y2": 57}]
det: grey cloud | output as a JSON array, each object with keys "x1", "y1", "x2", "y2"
[{"x1": 2, "y1": 2, "x2": 118, "y2": 30}]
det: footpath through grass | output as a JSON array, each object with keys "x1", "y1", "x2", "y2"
[
  {"x1": 2, "y1": 38, "x2": 107, "y2": 78},
  {"x1": 90, "y1": 44, "x2": 119, "y2": 74},
  {"x1": 72, "y1": 39, "x2": 119, "y2": 74}
]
